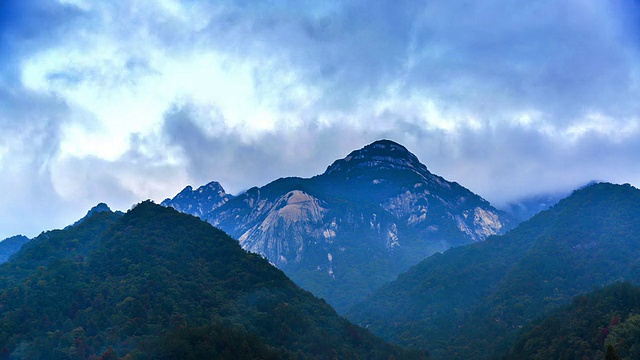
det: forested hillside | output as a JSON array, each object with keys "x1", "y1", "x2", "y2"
[
  {"x1": 347, "y1": 183, "x2": 640, "y2": 359},
  {"x1": 0, "y1": 201, "x2": 422, "y2": 359},
  {"x1": 508, "y1": 282, "x2": 640, "y2": 359}
]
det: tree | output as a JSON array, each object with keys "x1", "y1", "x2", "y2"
[{"x1": 605, "y1": 344, "x2": 620, "y2": 360}]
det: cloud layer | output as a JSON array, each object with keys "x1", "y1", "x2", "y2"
[{"x1": 1, "y1": 0, "x2": 639, "y2": 238}]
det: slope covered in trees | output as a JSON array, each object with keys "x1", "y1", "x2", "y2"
[
  {"x1": 0, "y1": 201, "x2": 422, "y2": 359},
  {"x1": 347, "y1": 183, "x2": 640, "y2": 359},
  {"x1": 508, "y1": 282, "x2": 640, "y2": 359}
]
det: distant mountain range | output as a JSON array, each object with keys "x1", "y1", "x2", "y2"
[
  {"x1": 163, "y1": 139, "x2": 511, "y2": 312},
  {"x1": 346, "y1": 182, "x2": 640, "y2": 359},
  {"x1": 0, "y1": 202, "x2": 420, "y2": 359},
  {"x1": 0, "y1": 235, "x2": 29, "y2": 263}
]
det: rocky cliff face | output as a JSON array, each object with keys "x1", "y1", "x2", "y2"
[
  {"x1": 164, "y1": 140, "x2": 511, "y2": 312},
  {"x1": 312, "y1": 140, "x2": 507, "y2": 244},
  {"x1": 161, "y1": 181, "x2": 232, "y2": 218}
]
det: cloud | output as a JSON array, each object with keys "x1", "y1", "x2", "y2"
[
  {"x1": 0, "y1": 85, "x2": 70, "y2": 238},
  {"x1": 161, "y1": 102, "x2": 379, "y2": 193},
  {"x1": 1, "y1": 0, "x2": 640, "y2": 237}
]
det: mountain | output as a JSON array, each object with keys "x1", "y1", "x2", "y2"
[
  {"x1": 0, "y1": 201, "x2": 422, "y2": 359},
  {"x1": 0, "y1": 208, "x2": 123, "y2": 288},
  {"x1": 315, "y1": 140, "x2": 506, "y2": 243},
  {"x1": 346, "y1": 182, "x2": 640, "y2": 359},
  {"x1": 164, "y1": 140, "x2": 510, "y2": 312},
  {"x1": 161, "y1": 180, "x2": 233, "y2": 218},
  {"x1": 508, "y1": 282, "x2": 640, "y2": 359},
  {"x1": 0, "y1": 235, "x2": 29, "y2": 263},
  {"x1": 67, "y1": 202, "x2": 123, "y2": 228}
]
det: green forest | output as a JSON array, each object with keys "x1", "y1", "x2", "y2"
[
  {"x1": 0, "y1": 202, "x2": 422, "y2": 359},
  {"x1": 347, "y1": 183, "x2": 640, "y2": 359},
  {"x1": 508, "y1": 282, "x2": 640, "y2": 359}
]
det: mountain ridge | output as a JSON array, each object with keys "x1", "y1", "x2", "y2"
[
  {"x1": 161, "y1": 180, "x2": 233, "y2": 218},
  {"x1": 346, "y1": 182, "x2": 640, "y2": 359},
  {"x1": 67, "y1": 202, "x2": 122, "y2": 229},
  {"x1": 163, "y1": 139, "x2": 511, "y2": 312}
]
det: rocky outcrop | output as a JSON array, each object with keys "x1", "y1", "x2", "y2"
[{"x1": 161, "y1": 181, "x2": 232, "y2": 218}]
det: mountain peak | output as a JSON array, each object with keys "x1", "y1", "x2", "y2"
[
  {"x1": 90, "y1": 202, "x2": 112, "y2": 213},
  {"x1": 368, "y1": 139, "x2": 410, "y2": 150},
  {"x1": 200, "y1": 180, "x2": 226, "y2": 193},
  {"x1": 323, "y1": 139, "x2": 428, "y2": 177},
  {"x1": 161, "y1": 180, "x2": 232, "y2": 217},
  {"x1": 174, "y1": 181, "x2": 227, "y2": 198},
  {"x1": 67, "y1": 203, "x2": 115, "y2": 229}
]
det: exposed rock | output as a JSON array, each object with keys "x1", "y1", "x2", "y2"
[
  {"x1": 161, "y1": 181, "x2": 232, "y2": 217},
  {"x1": 165, "y1": 139, "x2": 511, "y2": 312}
]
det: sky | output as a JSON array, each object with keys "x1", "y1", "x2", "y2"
[{"x1": 1, "y1": 0, "x2": 639, "y2": 239}]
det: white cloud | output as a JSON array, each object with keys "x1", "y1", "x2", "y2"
[{"x1": 19, "y1": 0, "x2": 325, "y2": 161}]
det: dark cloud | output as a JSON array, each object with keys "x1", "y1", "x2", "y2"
[
  {"x1": 0, "y1": 1, "x2": 85, "y2": 66},
  {"x1": 0, "y1": 1, "x2": 83, "y2": 38},
  {"x1": 394, "y1": 2, "x2": 640, "y2": 121},
  {"x1": 178, "y1": 0, "x2": 640, "y2": 123}
]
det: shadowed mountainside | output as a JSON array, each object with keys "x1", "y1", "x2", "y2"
[{"x1": 347, "y1": 183, "x2": 640, "y2": 359}]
